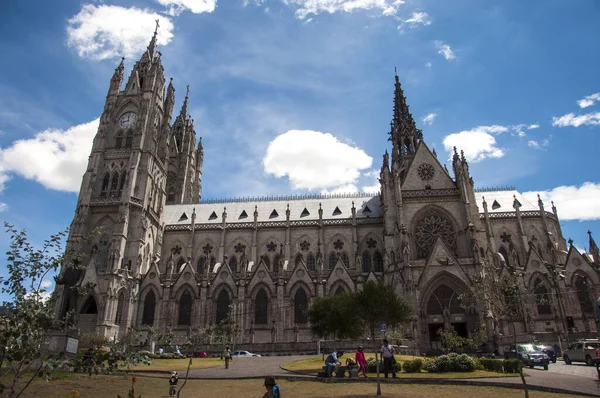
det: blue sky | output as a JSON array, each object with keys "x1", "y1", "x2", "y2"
[{"x1": 1, "y1": 0, "x2": 599, "y2": 299}]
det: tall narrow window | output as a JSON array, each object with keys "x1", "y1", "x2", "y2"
[
  {"x1": 499, "y1": 246, "x2": 510, "y2": 267},
  {"x1": 115, "y1": 291, "x2": 125, "y2": 324},
  {"x1": 229, "y1": 256, "x2": 238, "y2": 273},
  {"x1": 109, "y1": 172, "x2": 119, "y2": 197},
  {"x1": 125, "y1": 131, "x2": 133, "y2": 148},
  {"x1": 80, "y1": 296, "x2": 98, "y2": 314},
  {"x1": 254, "y1": 289, "x2": 268, "y2": 324},
  {"x1": 294, "y1": 288, "x2": 308, "y2": 324},
  {"x1": 115, "y1": 132, "x2": 123, "y2": 148},
  {"x1": 273, "y1": 254, "x2": 281, "y2": 273},
  {"x1": 100, "y1": 173, "x2": 110, "y2": 197},
  {"x1": 334, "y1": 286, "x2": 345, "y2": 296},
  {"x1": 295, "y1": 253, "x2": 303, "y2": 267},
  {"x1": 575, "y1": 277, "x2": 594, "y2": 314},
  {"x1": 341, "y1": 252, "x2": 349, "y2": 267},
  {"x1": 197, "y1": 256, "x2": 206, "y2": 275},
  {"x1": 328, "y1": 252, "x2": 337, "y2": 269},
  {"x1": 118, "y1": 171, "x2": 127, "y2": 197},
  {"x1": 534, "y1": 280, "x2": 552, "y2": 315},
  {"x1": 307, "y1": 253, "x2": 316, "y2": 271},
  {"x1": 373, "y1": 251, "x2": 384, "y2": 272},
  {"x1": 178, "y1": 291, "x2": 192, "y2": 326},
  {"x1": 141, "y1": 290, "x2": 156, "y2": 325},
  {"x1": 216, "y1": 290, "x2": 230, "y2": 325},
  {"x1": 167, "y1": 187, "x2": 176, "y2": 203},
  {"x1": 260, "y1": 255, "x2": 270, "y2": 270},
  {"x1": 362, "y1": 251, "x2": 371, "y2": 273}
]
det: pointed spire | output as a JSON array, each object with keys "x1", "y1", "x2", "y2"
[
  {"x1": 537, "y1": 194, "x2": 545, "y2": 212},
  {"x1": 180, "y1": 84, "x2": 190, "y2": 119},
  {"x1": 108, "y1": 57, "x2": 125, "y2": 95},
  {"x1": 147, "y1": 19, "x2": 160, "y2": 58},
  {"x1": 589, "y1": 230, "x2": 599, "y2": 265},
  {"x1": 390, "y1": 69, "x2": 419, "y2": 158}
]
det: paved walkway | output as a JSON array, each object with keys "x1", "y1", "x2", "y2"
[{"x1": 173, "y1": 356, "x2": 600, "y2": 396}]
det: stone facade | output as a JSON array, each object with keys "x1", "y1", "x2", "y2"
[{"x1": 54, "y1": 32, "x2": 600, "y2": 354}]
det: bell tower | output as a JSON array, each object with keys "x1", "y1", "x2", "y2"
[{"x1": 54, "y1": 22, "x2": 187, "y2": 339}]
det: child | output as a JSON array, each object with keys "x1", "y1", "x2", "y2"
[
  {"x1": 262, "y1": 376, "x2": 281, "y2": 398},
  {"x1": 169, "y1": 371, "x2": 179, "y2": 397}
]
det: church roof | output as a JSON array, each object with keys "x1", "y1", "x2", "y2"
[
  {"x1": 163, "y1": 193, "x2": 382, "y2": 225},
  {"x1": 473, "y1": 190, "x2": 537, "y2": 213}
]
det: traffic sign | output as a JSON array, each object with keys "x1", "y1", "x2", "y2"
[{"x1": 380, "y1": 324, "x2": 387, "y2": 333}]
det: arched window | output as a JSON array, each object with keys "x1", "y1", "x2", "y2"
[
  {"x1": 197, "y1": 257, "x2": 206, "y2": 275},
  {"x1": 118, "y1": 171, "x2": 127, "y2": 197},
  {"x1": 499, "y1": 246, "x2": 510, "y2": 267},
  {"x1": 209, "y1": 256, "x2": 216, "y2": 273},
  {"x1": 178, "y1": 291, "x2": 192, "y2": 326},
  {"x1": 426, "y1": 284, "x2": 464, "y2": 314},
  {"x1": 328, "y1": 252, "x2": 337, "y2": 269},
  {"x1": 362, "y1": 251, "x2": 371, "y2": 273},
  {"x1": 109, "y1": 172, "x2": 119, "y2": 197},
  {"x1": 100, "y1": 173, "x2": 110, "y2": 197},
  {"x1": 115, "y1": 131, "x2": 123, "y2": 148},
  {"x1": 254, "y1": 289, "x2": 268, "y2": 324},
  {"x1": 114, "y1": 291, "x2": 125, "y2": 324},
  {"x1": 295, "y1": 253, "x2": 303, "y2": 267},
  {"x1": 229, "y1": 256, "x2": 238, "y2": 273},
  {"x1": 307, "y1": 253, "x2": 316, "y2": 271},
  {"x1": 294, "y1": 288, "x2": 308, "y2": 324},
  {"x1": 373, "y1": 251, "x2": 384, "y2": 272},
  {"x1": 216, "y1": 290, "x2": 230, "y2": 324},
  {"x1": 260, "y1": 255, "x2": 270, "y2": 270},
  {"x1": 334, "y1": 286, "x2": 345, "y2": 296},
  {"x1": 167, "y1": 187, "x2": 176, "y2": 203},
  {"x1": 141, "y1": 290, "x2": 156, "y2": 325},
  {"x1": 414, "y1": 208, "x2": 456, "y2": 258},
  {"x1": 534, "y1": 279, "x2": 552, "y2": 315},
  {"x1": 124, "y1": 131, "x2": 133, "y2": 148},
  {"x1": 341, "y1": 252, "x2": 349, "y2": 267},
  {"x1": 273, "y1": 254, "x2": 281, "y2": 273},
  {"x1": 575, "y1": 277, "x2": 594, "y2": 314},
  {"x1": 80, "y1": 296, "x2": 98, "y2": 314},
  {"x1": 176, "y1": 257, "x2": 185, "y2": 271}
]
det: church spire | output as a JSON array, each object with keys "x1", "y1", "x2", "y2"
[
  {"x1": 180, "y1": 85, "x2": 190, "y2": 119},
  {"x1": 108, "y1": 57, "x2": 125, "y2": 95},
  {"x1": 147, "y1": 19, "x2": 160, "y2": 59},
  {"x1": 589, "y1": 230, "x2": 600, "y2": 267},
  {"x1": 390, "y1": 68, "x2": 421, "y2": 158}
]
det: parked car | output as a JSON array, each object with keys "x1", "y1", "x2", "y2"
[
  {"x1": 186, "y1": 351, "x2": 209, "y2": 358},
  {"x1": 231, "y1": 350, "x2": 261, "y2": 358},
  {"x1": 505, "y1": 344, "x2": 550, "y2": 370},
  {"x1": 533, "y1": 344, "x2": 557, "y2": 363},
  {"x1": 562, "y1": 339, "x2": 600, "y2": 366}
]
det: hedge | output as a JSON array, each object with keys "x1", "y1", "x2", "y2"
[
  {"x1": 424, "y1": 353, "x2": 477, "y2": 373},
  {"x1": 402, "y1": 359, "x2": 423, "y2": 373}
]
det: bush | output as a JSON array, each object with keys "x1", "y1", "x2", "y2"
[
  {"x1": 402, "y1": 359, "x2": 423, "y2": 373},
  {"x1": 477, "y1": 358, "x2": 504, "y2": 373},
  {"x1": 365, "y1": 357, "x2": 401, "y2": 373},
  {"x1": 424, "y1": 353, "x2": 477, "y2": 373},
  {"x1": 502, "y1": 359, "x2": 521, "y2": 374}
]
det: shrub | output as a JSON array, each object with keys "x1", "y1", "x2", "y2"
[
  {"x1": 424, "y1": 353, "x2": 477, "y2": 373},
  {"x1": 402, "y1": 359, "x2": 423, "y2": 373},
  {"x1": 478, "y1": 358, "x2": 505, "y2": 373},
  {"x1": 502, "y1": 359, "x2": 521, "y2": 374},
  {"x1": 365, "y1": 357, "x2": 401, "y2": 373}
]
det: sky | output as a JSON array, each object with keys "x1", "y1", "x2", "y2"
[{"x1": 0, "y1": 0, "x2": 599, "y2": 300}]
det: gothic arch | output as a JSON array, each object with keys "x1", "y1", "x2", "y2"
[
  {"x1": 571, "y1": 272, "x2": 594, "y2": 315},
  {"x1": 253, "y1": 288, "x2": 270, "y2": 325},
  {"x1": 532, "y1": 277, "x2": 552, "y2": 315},
  {"x1": 249, "y1": 281, "x2": 275, "y2": 299},
  {"x1": 139, "y1": 288, "x2": 159, "y2": 326},
  {"x1": 100, "y1": 173, "x2": 110, "y2": 196},
  {"x1": 177, "y1": 289, "x2": 193, "y2": 326},
  {"x1": 114, "y1": 100, "x2": 140, "y2": 121},
  {"x1": 114, "y1": 289, "x2": 126, "y2": 325},
  {"x1": 293, "y1": 286, "x2": 309, "y2": 324},
  {"x1": 294, "y1": 234, "x2": 314, "y2": 253},
  {"x1": 329, "y1": 280, "x2": 351, "y2": 297},
  {"x1": 215, "y1": 289, "x2": 231, "y2": 325},
  {"x1": 411, "y1": 205, "x2": 458, "y2": 259},
  {"x1": 79, "y1": 294, "x2": 99, "y2": 314},
  {"x1": 526, "y1": 271, "x2": 551, "y2": 291},
  {"x1": 306, "y1": 252, "x2": 316, "y2": 271},
  {"x1": 174, "y1": 283, "x2": 197, "y2": 301},
  {"x1": 358, "y1": 233, "x2": 383, "y2": 252},
  {"x1": 498, "y1": 246, "x2": 511, "y2": 268},
  {"x1": 420, "y1": 271, "x2": 471, "y2": 311}
]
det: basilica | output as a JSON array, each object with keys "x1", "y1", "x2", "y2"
[{"x1": 54, "y1": 30, "x2": 600, "y2": 354}]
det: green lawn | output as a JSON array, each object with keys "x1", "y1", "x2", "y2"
[
  {"x1": 129, "y1": 357, "x2": 223, "y2": 371},
  {"x1": 282, "y1": 354, "x2": 518, "y2": 379}
]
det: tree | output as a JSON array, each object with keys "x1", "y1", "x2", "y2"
[
  {"x1": 0, "y1": 223, "x2": 81, "y2": 397},
  {"x1": 307, "y1": 293, "x2": 363, "y2": 342},
  {"x1": 354, "y1": 281, "x2": 413, "y2": 342},
  {"x1": 436, "y1": 323, "x2": 487, "y2": 354}
]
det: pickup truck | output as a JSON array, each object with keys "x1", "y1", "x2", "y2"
[
  {"x1": 505, "y1": 344, "x2": 550, "y2": 370},
  {"x1": 562, "y1": 340, "x2": 600, "y2": 366}
]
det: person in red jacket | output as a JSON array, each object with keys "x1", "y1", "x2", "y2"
[{"x1": 355, "y1": 346, "x2": 368, "y2": 378}]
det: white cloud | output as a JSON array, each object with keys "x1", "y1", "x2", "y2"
[
  {"x1": 523, "y1": 182, "x2": 600, "y2": 221},
  {"x1": 422, "y1": 113, "x2": 436, "y2": 125},
  {"x1": 321, "y1": 184, "x2": 359, "y2": 195},
  {"x1": 0, "y1": 202, "x2": 7, "y2": 212},
  {"x1": 154, "y1": 0, "x2": 216, "y2": 16},
  {"x1": 284, "y1": 0, "x2": 406, "y2": 20},
  {"x1": 41, "y1": 280, "x2": 54, "y2": 289},
  {"x1": 577, "y1": 93, "x2": 600, "y2": 109},
  {"x1": 66, "y1": 5, "x2": 175, "y2": 60},
  {"x1": 398, "y1": 11, "x2": 431, "y2": 31},
  {"x1": 442, "y1": 126, "x2": 505, "y2": 162},
  {"x1": 0, "y1": 119, "x2": 99, "y2": 193},
  {"x1": 434, "y1": 40, "x2": 455, "y2": 60},
  {"x1": 552, "y1": 112, "x2": 600, "y2": 128},
  {"x1": 263, "y1": 129, "x2": 373, "y2": 190},
  {"x1": 528, "y1": 123, "x2": 540, "y2": 129},
  {"x1": 527, "y1": 139, "x2": 549, "y2": 150}
]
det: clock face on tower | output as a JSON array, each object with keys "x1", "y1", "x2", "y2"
[{"x1": 119, "y1": 112, "x2": 137, "y2": 129}]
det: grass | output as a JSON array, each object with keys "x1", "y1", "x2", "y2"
[
  {"x1": 128, "y1": 357, "x2": 223, "y2": 372},
  {"x1": 282, "y1": 354, "x2": 519, "y2": 379},
  {"x1": 8, "y1": 374, "x2": 563, "y2": 397}
]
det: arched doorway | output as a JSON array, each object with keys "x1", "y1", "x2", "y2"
[{"x1": 424, "y1": 283, "x2": 470, "y2": 351}]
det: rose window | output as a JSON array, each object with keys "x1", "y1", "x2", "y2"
[
  {"x1": 414, "y1": 210, "x2": 456, "y2": 258},
  {"x1": 417, "y1": 163, "x2": 435, "y2": 181}
]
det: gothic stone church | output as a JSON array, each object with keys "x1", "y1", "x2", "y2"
[{"x1": 54, "y1": 31, "x2": 600, "y2": 354}]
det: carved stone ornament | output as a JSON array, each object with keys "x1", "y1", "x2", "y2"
[
  {"x1": 220, "y1": 271, "x2": 229, "y2": 280},
  {"x1": 296, "y1": 269, "x2": 305, "y2": 278},
  {"x1": 531, "y1": 260, "x2": 540, "y2": 268},
  {"x1": 258, "y1": 270, "x2": 266, "y2": 280},
  {"x1": 417, "y1": 163, "x2": 435, "y2": 181},
  {"x1": 414, "y1": 209, "x2": 456, "y2": 258},
  {"x1": 573, "y1": 258, "x2": 581, "y2": 266}
]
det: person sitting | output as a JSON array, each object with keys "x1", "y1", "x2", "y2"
[
  {"x1": 262, "y1": 376, "x2": 281, "y2": 398},
  {"x1": 325, "y1": 351, "x2": 343, "y2": 377}
]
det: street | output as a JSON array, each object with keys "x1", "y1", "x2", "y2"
[{"x1": 542, "y1": 360, "x2": 598, "y2": 379}]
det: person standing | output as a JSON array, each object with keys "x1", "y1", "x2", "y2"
[
  {"x1": 381, "y1": 339, "x2": 396, "y2": 378},
  {"x1": 355, "y1": 346, "x2": 368, "y2": 378},
  {"x1": 261, "y1": 376, "x2": 281, "y2": 398},
  {"x1": 168, "y1": 371, "x2": 178, "y2": 397},
  {"x1": 324, "y1": 351, "x2": 343, "y2": 377},
  {"x1": 223, "y1": 346, "x2": 232, "y2": 369}
]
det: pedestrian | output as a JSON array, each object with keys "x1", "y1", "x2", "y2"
[
  {"x1": 262, "y1": 376, "x2": 281, "y2": 398},
  {"x1": 168, "y1": 371, "x2": 179, "y2": 397},
  {"x1": 223, "y1": 346, "x2": 232, "y2": 369},
  {"x1": 355, "y1": 346, "x2": 368, "y2": 378},
  {"x1": 82, "y1": 348, "x2": 97, "y2": 376},
  {"x1": 324, "y1": 351, "x2": 343, "y2": 377},
  {"x1": 380, "y1": 339, "x2": 396, "y2": 378}
]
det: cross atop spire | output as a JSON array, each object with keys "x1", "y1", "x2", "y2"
[
  {"x1": 154, "y1": 19, "x2": 160, "y2": 35},
  {"x1": 147, "y1": 19, "x2": 160, "y2": 59}
]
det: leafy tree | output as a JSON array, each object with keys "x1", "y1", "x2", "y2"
[
  {"x1": 307, "y1": 293, "x2": 363, "y2": 342},
  {"x1": 0, "y1": 223, "x2": 84, "y2": 397},
  {"x1": 436, "y1": 324, "x2": 487, "y2": 354},
  {"x1": 354, "y1": 281, "x2": 413, "y2": 342}
]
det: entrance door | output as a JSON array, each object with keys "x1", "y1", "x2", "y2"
[
  {"x1": 451, "y1": 322, "x2": 468, "y2": 338},
  {"x1": 429, "y1": 323, "x2": 443, "y2": 350}
]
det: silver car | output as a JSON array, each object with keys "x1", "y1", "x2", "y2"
[{"x1": 231, "y1": 350, "x2": 261, "y2": 358}]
